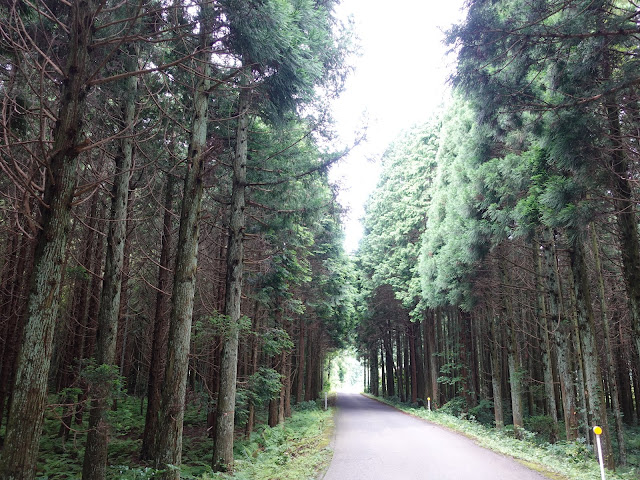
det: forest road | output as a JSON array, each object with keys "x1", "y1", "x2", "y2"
[{"x1": 321, "y1": 393, "x2": 550, "y2": 480}]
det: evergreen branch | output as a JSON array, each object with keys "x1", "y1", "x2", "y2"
[
  {"x1": 486, "y1": 27, "x2": 640, "y2": 41},
  {"x1": 248, "y1": 134, "x2": 364, "y2": 187}
]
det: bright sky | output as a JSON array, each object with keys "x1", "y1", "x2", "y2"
[{"x1": 329, "y1": 0, "x2": 467, "y2": 252}]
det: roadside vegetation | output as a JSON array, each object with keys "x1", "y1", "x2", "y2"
[
  {"x1": 368, "y1": 395, "x2": 639, "y2": 480},
  {"x1": 31, "y1": 394, "x2": 334, "y2": 480}
]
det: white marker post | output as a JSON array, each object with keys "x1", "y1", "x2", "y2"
[
  {"x1": 324, "y1": 392, "x2": 328, "y2": 411},
  {"x1": 593, "y1": 426, "x2": 606, "y2": 480},
  {"x1": 427, "y1": 397, "x2": 431, "y2": 412}
]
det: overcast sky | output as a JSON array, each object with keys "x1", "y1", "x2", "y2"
[{"x1": 328, "y1": 0, "x2": 467, "y2": 252}]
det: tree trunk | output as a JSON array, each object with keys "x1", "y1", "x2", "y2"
[
  {"x1": 591, "y1": 225, "x2": 626, "y2": 464},
  {"x1": 141, "y1": 173, "x2": 175, "y2": 459},
  {"x1": 363, "y1": 357, "x2": 368, "y2": 393},
  {"x1": 535, "y1": 239, "x2": 559, "y2": 442},
  {"x1": 76, "y1": 203, "x2": 107, "y2": 427},
  {"x1": 304, "y1": 327, "x2": 317, "y2": 401},
  {"x1": 384, "y1": 327, "x2": 395, "y2": 398},
  {"x1": 58, "y1": 195, "x2": 101, "y2": 441},
  {"x1": 617, "y1": 350, "x2": 634, "y2": 426},
  {"x1": 567, "y1": 265, "x2": 591, "y2": 444},
  {"x1": 115, "y1": 190, "x2": 135, "y2": 392},
  {"x1": 408, "y1": 323, "x2": 418, "y2": 403},
  {"x1": 633, "y1": 367, "x2": 640, "y2": 425},
  {"x1": 569, "y1": 232, "x2": 614, "y2": 469},
  {"x1": 283, "y1": 351, "x2": 292, "y2": 418},
  {"x1": 82, "y1": 46, "x2": 137, "y2": 480},
  {"x1": 0, "y1": 234, "x2": 34, "y2": 433},
  {"x1": 370, "y1": 344, "x2": 379, "y2": 397},
  {"x1": 602, "y1": 93, "x2": 640, "y2": 380},
  {"x1": 0, "y1": 2, "x2": 96, "y2": 477},
  {"x1": 459, "y1": 310, "x2": 474, "y2": 408},
  {"x1": 475, "y1": 315, "x2": 489, "y2": 402},
  {"x1": 245, "y1": 312, "x2": 260, "y2": 437},
  {"x1": 402, "y1": 329, "x2": 409, "y2": 402},
  {"x1": 380, "y1": 343, "x2": 386, "y2": 397},
  {"x1": 413, "y1": 321, "x2": 426, "y2": 401},
  {"x1": 502, "y1": 258, "x2": 523, "y2": 437},
  {"x1": 543, "y1": 230, "x2": 579, "y2": 441},
  {"x1": 212, "y1": 82, "x2": 250, "y2": 473},
  {"x1": 427, "y1": 310, "x2": 439, "y2": 406},
  {"x1": 395, "y1": 327, "x2": 404, "y2": 401},
  {"x1": 153, "y1": 3, "x2": 212, "y2": 476},
  {"x1": 295, "y1": 318, "x2": 305, "y2": 403},
  {"x1": 269, "y1": 348, "x2": 280, "y2": 428},
  {"x1": 490, "y1": 313, "x2": 504, "y2": 429},
  {"x1": 507, "y1": 321, "x2": 524, "y2": 437}
]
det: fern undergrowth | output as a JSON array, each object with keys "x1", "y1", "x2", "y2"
[{"x1": 31, "y1": 395, "x2": 334, "y2": 479}]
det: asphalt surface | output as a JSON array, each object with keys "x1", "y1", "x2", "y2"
[{"x1": 322, "y1": 393, "x2": 551, "y2": 480}]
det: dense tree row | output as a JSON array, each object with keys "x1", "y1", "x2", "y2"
[
  {"x1": 0, "y1": 1, "x2": 354, "y2": 479},
  {"x1": 355, "y1": 0, "x2": 640, "y2": 472}
]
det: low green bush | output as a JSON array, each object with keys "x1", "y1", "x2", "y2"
[
  {"x1": 468, "y1": 398, "x2": 494, "y2": 426},
  {"x1": 524, "y1": 415, "x2": 558, "y2": 443}
]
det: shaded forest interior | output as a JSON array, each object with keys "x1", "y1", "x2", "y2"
[
  {"x1": 3, "y1": 0, "x2": 640, "y2": 479},
  {"x1": 0, "y1": 1, "x2": 354, "y2": 479}
]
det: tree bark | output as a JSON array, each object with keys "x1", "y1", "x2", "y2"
[
  {"x1": 413, "y1": 321, "x2": 426, "y2": 401},
  {"x1": 507, "y1": 321, "x2": 524, "y2": 437},
  {"x1": 283, "y1": 351, "x2": 292, "y2": 418},
  {"x1": 0, "y1": 234, "x2": 34, "y2": 433},
  {"x1": 535, "y1": 239, "x2": 559, "y2": 441},
  {"x1": 57, "y1": 195, "x2": 100, "y2": 441},
  {"x1": 475, "y1": 315, "x2": 489, "y2": 402},
  {"x1": 569, "y1": 232, "x2": 614, "y2": 469},
  {"x1": 141, "y1": 173, "x2": 175, "y2": 459},
  {"x1": 501, "y1": 257, "x2": 523, "y2": 437},
  {"x1": 383, "y1": 326, "x2": 395, "y2": 398},
  {"x1": 295, "y1": 318, "x2": 305, "y2": 403},
  {"x1": 212, "y1": 82, "x2": 250, "y2": 473},
  {"x1": 543, "y1": 230, "x2": 579, "y2": 441},
  {"x1": 380, "y1": 342, "x2": 386, "y2": 397},
  {"x1": 153, "y1": 3, "x2": 212, "y2": 476},
  {"x1": 617, "y1": 350, "x2": 634, "y2": 425},
  {"x1": 601, "y1": 72, "x2": 640, "y2": 381},
  {"x1": 490, "y1": 312, "x2": 504, "y2": 429},
  {"x1": 395, "y1": 327, "x2": 404, "y2": 401},
  {"x1": 460, "y1": 310, "x2": 475, "y2": 408},
  {"x1": 408, "y1": 323, "x2": 418, "y2": 403},
  {"x1": 82, "y1": 45, "x2": 137, "y2": 480},
  {"x1": 427, "y1": 310, "x2": 439, "y2": 406},
  {"x1": 370, "y1": 344, "x2": 379, "y2": 397},
  {"x1": 0, "y1": 2, "x2": 96, "y2": 477},
  {"x1": 245, "y1": 312, "x2": 260, "y2": 437},
  {"x1": 305, "y1": 327, "x2": 317, "y2": 401},
  {"x1": 591, "y1": 225, "x2": 626, "y2": 464}
]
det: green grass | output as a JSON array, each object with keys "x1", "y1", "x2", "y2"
[
  {"x1": 366, "y1": 394, "x2": 639, "y2": 480},
  {"x1": 203, "y1": 401, "x2": 334, "y2": 480},
  {"x1": 32, "y1": 395, "x2": 333, "y2": 479}
]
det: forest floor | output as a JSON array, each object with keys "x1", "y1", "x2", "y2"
[
  {"x1": 31, "y1": 394, "x2": 335, "y2": 479},
  {"x1": 367, "y1": 394, "x2": 640, "y2": 480}
]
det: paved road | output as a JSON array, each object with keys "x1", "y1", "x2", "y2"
[{"x1": 322, "y1": 393, "x2": 550, "y2": 480}]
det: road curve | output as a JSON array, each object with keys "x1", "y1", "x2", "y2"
[{"x1": 322, "y1": 393, "x2": 550, "y2": 480}]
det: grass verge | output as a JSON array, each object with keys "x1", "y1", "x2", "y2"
[{"x1": 203, "y1": 400, "x2": 335, "y2": 480}]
